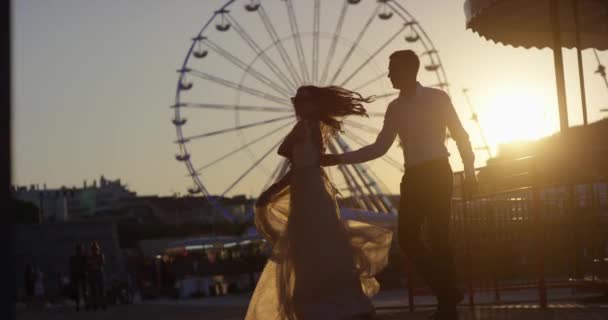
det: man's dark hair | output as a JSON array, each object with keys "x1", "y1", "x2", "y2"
[{"x1": 389, "y1": 50, "x2": 420, "y2": 75}]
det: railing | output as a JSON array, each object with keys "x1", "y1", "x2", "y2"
[{"x1": 397, "y1": 154, "x2": 608, "y2": 311}]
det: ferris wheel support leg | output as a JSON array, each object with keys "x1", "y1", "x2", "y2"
[
  {"x1": 328, "y1": 140, "x2": 373, "y2": 211},
  {"x1": 333, "y1": 137, "x2": 380, "y2": 212},
  {"x1": 336, "y1": 136, "x2": 395, "y2": 213}
]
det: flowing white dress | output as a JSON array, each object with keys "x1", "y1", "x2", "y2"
[{"x1": 245, "y1": 120, "x2": 393, "y2": 320}]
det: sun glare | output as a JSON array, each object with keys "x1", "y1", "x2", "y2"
[{"x1": 478, "y1": 90, "x2": 558, "y2": 147}]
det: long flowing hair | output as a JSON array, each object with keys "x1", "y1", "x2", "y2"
[{"x1": 293, "y1": 85, "x2": 374, "y2": 137}]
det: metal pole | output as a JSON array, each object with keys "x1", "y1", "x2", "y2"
[
  {"x1": 572, "y1": 0, "x2": 588, "y2": 125},
  {"x1": 568, "y1": 183, "x2": 580, "y2": 294},
  {"x1": 531, "y1": 158, "x2": 547, "y2": 308},
  {"x1": 460, "y1": 173, "x2": 475, "y2": 307},
  {"x1": 490, "y1": 202, "x2": 501, "y2": 302},
  {"x1": 405, "y1": 256, "x2": 415, "y2": 312},
  {"x1": 550, "y1": 0, "x2": 570, "y2": 131}
]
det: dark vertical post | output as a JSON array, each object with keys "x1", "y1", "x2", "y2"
[
  {"x1": 549, "y1": 0, "x2": 570, "y2": 131},
  {"x1": 572, "y1": 0, "x2": 588, "y2": 125},
  {"x1": 156, "y1": 257, "x2": 162, "y2": 296},
  {"x1": 460, "y1": 173, "x2": 475, "y2": 307},
  {"x1": 568, "y1": 182, "x2": 581, "y2": 294},
  {"x1": 531, "y1": 158, "x2": 548, "y2": 308},
  {"x1": 592, "y1": 184, "x2": 603, "y2": 281},
  {"x1": 2, "y1": 0, "x2": 13, "y2": 318},
  {"x1": 405, "y1": 256, "x2": 415, "y2": 312},
  {"x1": 490, "y1": 202, "x2": 501, "y2": 302}
]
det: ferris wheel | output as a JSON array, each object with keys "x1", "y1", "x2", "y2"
[{"x1": 172, "y1": 0, "x2": 450, "y2": 220}]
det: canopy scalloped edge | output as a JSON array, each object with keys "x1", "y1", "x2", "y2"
[{"x1": 464, "y1": 0, "x2": 608, "y2": 50}]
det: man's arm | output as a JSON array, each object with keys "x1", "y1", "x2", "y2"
[
  {"x1": 323, "y1": 108, "x2": 397, "y2": 166},
  {"x1": 442, "y1": 93, "x2": 476, "y2": 179}
]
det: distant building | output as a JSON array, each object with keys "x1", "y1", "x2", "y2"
[
  {"x1": 137, "y1": 194, "x2": 254, "y2": 225},
  {"x1": 477, "y1": 118, "x2": 608, "y2": 191},
  {"x1": 11, "y1": 175, "x2": 136, "y2": 221},
  {"x1": 11, "y1": 185, "x2": 68, "y2": 222}
]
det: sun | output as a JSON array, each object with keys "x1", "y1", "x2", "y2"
[{"x1": 477, "y1": 89, "x2": 559, "y2": 149}]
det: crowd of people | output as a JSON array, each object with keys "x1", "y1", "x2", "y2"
[
  {"x1": 22, "y1": 241, "x2": 271, "y2": 307},
  {"x1": 68, "y1": 241, "x2": 107, "y2": 311},
  {"x1": 22, "y1": 241, "x2": 119, "y2": 311},
  {"x1": 156, "y1": 246, "x2": 268, "y2": 299}
]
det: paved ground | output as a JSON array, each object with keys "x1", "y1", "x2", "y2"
[
  {"x1": 16, "y1": 303, "x2": 608, "y2": 320},
  {"x1": 16, "y1": 289, "x2": 608, "y2": 320}
]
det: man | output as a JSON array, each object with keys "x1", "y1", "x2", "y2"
[
  {"x1": 322, "y1": 50, "x2": 477, "y2": 320},
  {"x1": 69, "y1": 244, "x2": 88, "y2": 311},
  {"x1": 23, "y1": 264, "x2": 35, "y2": 303},
  {"x1": 87, "y1": 241, "x2": 106, "y2": 310}
]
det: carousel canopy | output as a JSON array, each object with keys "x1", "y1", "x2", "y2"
[{"x1": 465, "y1": 0, "x2": 608, "y2": 49}]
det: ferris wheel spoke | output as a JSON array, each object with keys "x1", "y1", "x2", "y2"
[
  {"x1": 344, "y1": 131, "x2": 403, "y2": 172},
  {"x1": 203, "y1": 38, "x2": 293, "y2": 97},
  {"x1": 187, "y1": 69, "x2": 290, "y2": 105},
  {"x1": 221, "y1": 138, "x2": 283, "y2": 196},
  {"x1": 352, "y1": 72, "x2": 388, "y2": 92},
  {"x1": 226, "y1": 13, "x2": 299, "y2": 92},
  {"x1": 174, "y1": 0, "x2": 450, "y2": 206},
  {"x1": 328, "y1": 4, "x2": 380, "y2": 85},
  {"x1": 339, "y1": 24, "x2": 407, "y2": 87},
  {"x1": 261, "y1": 159, "x2": 290, "y2": 192},
  {"x1": 364, "y1": 165, "x2": 394, "y2": 200},
  {"x1": 175, "y1": 103, "x2": 292, "y2": 113},
  {"x1": 256, "y1": 5, "x2": 303, "y2": 86},
  {"x1": 327, "y1": 140, "x2": 370, "y2": 210},
  {"x1": 261, "y1": 159, "x2": 284, "y2": 192},
  {"x1": 336, "y1": 138, "x2": 383, "y2": 212},
  {"x1": 332, "y1": 138, "x2": 382, "y2": 211},
  {"x1": 319, "y1": 0, "x2": 349, "y2": 85},
  {"x1": 311, "y1": 0, "x2": 321, "y2": 84},
  {"x1": 284, "y1": 0, "x2": 311, "y2": 83},
  {"x1": 277, "y1": 158, "x2": 291, "y2": 179},
  {"x1": 176, "y1": 115, "x2": 294, "y2": 143},
  {"x1": 193, "y1": 120, "x2": 295, "y2": 173},
  {"x1": 336, "y1": 136, "x2": 394, "y2": 213}
]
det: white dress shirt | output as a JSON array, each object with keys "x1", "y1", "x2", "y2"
[{"x1": 340, "y1": 83, "x2": 476, "y2": 177}]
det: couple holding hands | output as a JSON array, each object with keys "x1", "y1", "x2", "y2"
[{"x1": 246, "y1": 50, "x2": 477, "y2": 320}]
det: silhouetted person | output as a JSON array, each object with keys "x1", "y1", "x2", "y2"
[
  {"x1": 69, "y1": 243, "x2": 88, "y2": 311},
  {"x1": 323, "y1": 50, "x2": 478, "y2": 320},
  {"x1": 23, "y1": 264, "x2": 35, "y2": 302},
  {"x1": 87, "y1": 241, "x2": 106, "y2": 310}
]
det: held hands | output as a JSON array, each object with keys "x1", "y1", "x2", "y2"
[
  {"x1": 463, "y1": 174, "x2": 479, "y2": 199},
  {"x1": 320, "y1": 154, "x2": 342, "y2": 167}
]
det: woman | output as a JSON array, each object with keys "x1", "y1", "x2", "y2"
[{"x1": 246, "y1": 86, "x2": 393, "y2": 320}]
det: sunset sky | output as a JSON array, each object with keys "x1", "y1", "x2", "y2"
[{"x1": 12, "y1": 0, "x2": 608, "y2": 197}]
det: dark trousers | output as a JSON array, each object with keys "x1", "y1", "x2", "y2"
[
  {"x1": 72, "y1": 277, "x2": 87, "y2": 308},
  {"x1": 398, "y1": 157, "x2": 460, "y2": 305},
  {"x1": 87, "y1": 272, "x2": 105, "y2": 309}
]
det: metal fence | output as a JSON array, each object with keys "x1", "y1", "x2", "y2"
[{"x1": 399, "y1": 159, "x2": 608, "y2": 310}]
